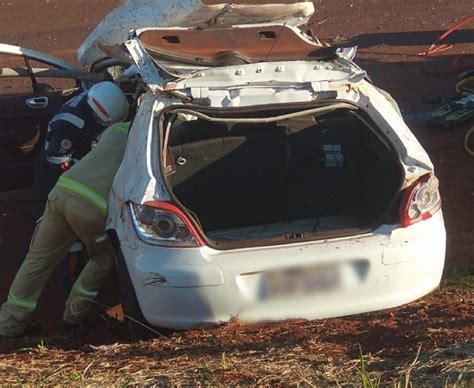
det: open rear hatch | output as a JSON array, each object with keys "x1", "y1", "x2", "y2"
[
  {"x1": 78, "y1": 0, "x2": 330, "y2": 69},
  {"x1": 82, "y1": 0, "x2": 433, "y2": 250},
  {"x1": 159, "y1": 104, "x2": 404, "y2": 249}
]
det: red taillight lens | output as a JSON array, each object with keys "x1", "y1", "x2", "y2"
[
  {"x1": 130, "y1": 201, "x2": 205, "y2": 247},
  {"x1": 399, "y1": 174, "x2": 441, "y2": 227}
]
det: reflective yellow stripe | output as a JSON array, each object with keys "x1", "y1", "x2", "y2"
[
  {"x1": 57, "y1": 177, "x2": 107, "y2": 215},
  {"x1": 114, "y1": 122, "x2": 129, "y2": 134},
  {"x1": 74, "y1": 280, "x2": 98, "y2": 298},
  {"x1": 8, "y1": 292, "x2": 37, "y2": 312}
]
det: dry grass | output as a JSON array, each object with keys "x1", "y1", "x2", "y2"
[
  {"x1": 0, "y1": 335, "x2": 472, "y2": 386},
  {"x1": 0, "y1": 284, "x2": 472, "y2": 386},
  {"x1": 1, "y1": 322, "x2": 472, "y2": 385}
]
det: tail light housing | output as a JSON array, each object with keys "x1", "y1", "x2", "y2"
[
  {"x1": 130, "y1": 201, "x2": 205, "y2": 247},
  {"x1": 400, "y1": 174, "x2": 441, "y2": 227}
]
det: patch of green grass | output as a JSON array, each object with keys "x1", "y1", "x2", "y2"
[
  {"x1": 68, "y1": 372, "x2": 81, "y2": 382},
  {"x1": 454, "y1": 367, "x2": 469, "y2": 387},
  {"x1": 445, "y1": 268, "x2": 474, "y2": 289},
  {"x1": 358, "y1": 345, "x2": 382, "y2": 388}
]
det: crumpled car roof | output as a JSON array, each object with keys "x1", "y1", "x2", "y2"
[{"x1": 78, "y1": 0, "x2": 315, "y2": 65}]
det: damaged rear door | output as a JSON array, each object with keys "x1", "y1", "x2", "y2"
[{"x1": 0, "y1": 44, "x2": 103, "y2": 191}]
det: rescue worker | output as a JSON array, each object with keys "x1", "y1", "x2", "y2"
[
  {"x1": 0, "y1": 121, "x2": 130, "y2": 338},
  {"x1": 35, "y1": 81, "x2": 129, "y2": 199}
]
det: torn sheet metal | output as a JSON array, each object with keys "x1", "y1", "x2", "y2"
[
  {"x1": 77, "y1": 0, "x2": 314, "y2": 65},
  {"x1": 124, "y1": 38, "x2": 167, "y2": 92}
]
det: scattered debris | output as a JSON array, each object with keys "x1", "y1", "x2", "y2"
[
  {"x1": 428, "y1": 94, "x2": 474, "y2": 127},
  {"x1": 418, "y1": 15, "x2": 474, "y2": 75}
]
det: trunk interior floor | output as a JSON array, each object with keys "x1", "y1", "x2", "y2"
[
  {"x1": 207, "y1": 215, "x2": 360, "y2": 241},
  {"x1": 167, "y1": 114, "x2": 402, "y2": 235}
]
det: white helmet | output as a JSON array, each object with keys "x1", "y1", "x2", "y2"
[{"x1": 87, "y1": 81, "x2": 129, "y2": 125}]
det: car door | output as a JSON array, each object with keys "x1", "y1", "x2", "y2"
[{"x1": 0, "y1": 44, "x2": 84, "y2": 191}]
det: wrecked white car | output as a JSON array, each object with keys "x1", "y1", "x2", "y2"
[{"x1": 79, "y1": 0, "x2": 446, "y2": 334}]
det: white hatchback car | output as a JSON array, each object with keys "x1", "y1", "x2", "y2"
[{"x1": 79, "y1": 0, "x2": 446, "y2": 334}]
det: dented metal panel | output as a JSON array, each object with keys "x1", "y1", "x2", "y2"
[
  {"x1": 124, "y1": 38, "x2": 167, "y2": 92},
  {"x1": 0, "y1": 43, "x2": 79, "y2": 71},
  {"x1": 111, "y1": 92, "x2": 174, "y2": 212},
  {"x1": 179, "y1": 2, "x2": 314, "y2": 28},
  {"x1": 78, "y1": 0, "x2": 314, "y2": 65}
]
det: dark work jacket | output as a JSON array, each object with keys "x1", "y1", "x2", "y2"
[{"x1": 34, "y1": 91, "x2": 104, "y2": 199}]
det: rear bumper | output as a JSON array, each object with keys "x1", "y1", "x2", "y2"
[{"x1": 116, "y1": 211, "x2": 446, "y2": 329}]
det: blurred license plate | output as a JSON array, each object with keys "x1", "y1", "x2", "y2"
[{"x1": 260, "y1": 264, "x2": 340, "y2": 300}]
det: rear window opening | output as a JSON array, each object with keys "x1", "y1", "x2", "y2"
[{"x1": 158, "y1": 104, "x2": 404, "y2": 248}]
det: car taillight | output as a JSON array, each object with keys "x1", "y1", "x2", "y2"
[
  {"x1": 399, "y1": 174, "x2": 441, "y2": 227},
  {"x1": 130, "y1": 201, "x2": 205, "y2": 247}
]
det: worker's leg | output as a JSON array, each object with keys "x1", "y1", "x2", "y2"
[
  {"x1": 62, "y1": 198, "x2": 115, "y2": 324},
  {"x1": 0, "y1": 191, "x2": 77, "y2": 337}
]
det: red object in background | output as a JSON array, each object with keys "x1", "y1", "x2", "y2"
[{"x1": 418, "y1": 15, "x2": 474, "y2": 75}]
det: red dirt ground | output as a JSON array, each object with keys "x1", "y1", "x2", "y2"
[
  {"x1": 0, "y1": 1, "x2": 472, "y2": 378},
  {"x1": 0, "y1": 283, "x2": 472, "y2": 385}
]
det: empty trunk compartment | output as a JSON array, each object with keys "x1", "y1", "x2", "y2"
[{"x1": 160, "y1": 105, "x2": 403, "y2": 247}]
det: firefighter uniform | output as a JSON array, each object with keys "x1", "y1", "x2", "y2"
[{"x1": 0, "y1": 122, "x2": 129, "y2": 338}]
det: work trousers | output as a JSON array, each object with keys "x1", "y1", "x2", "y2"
[{"x1": 0, "y1": 188, "x2": 114, "y2": 337}]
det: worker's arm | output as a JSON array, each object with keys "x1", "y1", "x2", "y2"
[{"x1": 44, "y1": 120, "x2": 80, "y2": 171}]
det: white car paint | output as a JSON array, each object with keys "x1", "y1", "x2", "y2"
[
  {"x1": 78, "y1": 0, "x2": 314, "y2": 65},
  {"x1": 0, "y1": 43, "x2": 79, "y2": 71},
  {"x1": 0, "y1": 43, "x2": 106, "y2": 90},
  {"x1": 115, "y1": 212, "x2": 445, "y2": 328},
  {"x1": 81, "y1": 0, "x2": 446, "y2": 329},
  {"x1": 105, "y1": 37, "x2": 445, "y2": 329}
]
